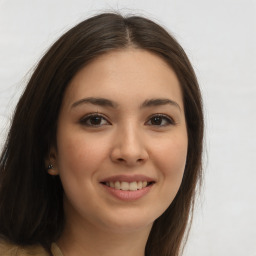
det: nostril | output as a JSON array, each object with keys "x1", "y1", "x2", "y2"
[{"x1": 117, "y1": 158, "x2": 144, "y2": 163}]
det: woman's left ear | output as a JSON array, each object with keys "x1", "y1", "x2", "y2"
[{"x1": 45, "y1": 148, "x2": 59, "y2": 176}]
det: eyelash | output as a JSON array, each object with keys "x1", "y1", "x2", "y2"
[
  {"x1": 145, "y1": 114, "x2": 175, "y2": 126},
  {"x1": 79, "y1": 113, "x2": 110, "y2": 127},
  {"x1": 79, "y1": 113, "x2": 175, "y2": 127}
]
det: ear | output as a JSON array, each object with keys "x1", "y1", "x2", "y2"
[{"x1": 45, "y1": 147, "x2": 59, "y2": 176}]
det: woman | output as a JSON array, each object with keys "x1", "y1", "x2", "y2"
[{"x1": 0, "y1": 13, "x2": 203, "y2": 256}]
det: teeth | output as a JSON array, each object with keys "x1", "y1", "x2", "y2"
[
  {"x1": 115, "y1": 181, "x2": 121, "y2": 189},
  {"x1": 104, "y1": 181, "x2": 151, "y2": 191},
  {"x1": 138, "y1": 181, "x2": 142, "y2": 189},
  {"x1": 121, "y1": 181, "x2": 129, "y2": 190},
  {"x1": 129, "y1": 181, "x2": 138, "y2": 191}
]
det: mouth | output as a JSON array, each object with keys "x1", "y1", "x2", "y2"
[
  {"x1": 100, "y1": 175, "x2": 155, "y2": 201},
  {"x1": 100, "y1": 181, "x2": 155, "y2": 191}
]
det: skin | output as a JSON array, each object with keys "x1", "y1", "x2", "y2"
[{"x1": 49, "y1": 49, "x2": 188, "y2": 256}]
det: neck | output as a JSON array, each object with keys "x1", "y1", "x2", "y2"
[{"x1": 57, "y1": 213, "x2": 151, "y2": 256}]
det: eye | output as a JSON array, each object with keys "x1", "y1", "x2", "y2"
[
  {"x1": 146, "y1": 114, "x2": 175, "y2": 126},
  {"x1": 80, "y1": 114, "x2": 110, "y2": 127}
]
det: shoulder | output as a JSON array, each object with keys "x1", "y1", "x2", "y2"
[
  {"x1": 0, "y1": 240, "x2": 49, "y2": 256},
  {"x1": 0, "y1": 240, "x2": 19, "y2": 255}
]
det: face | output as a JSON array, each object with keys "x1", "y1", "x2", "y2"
[{"x1": 50, "y1": 49, "x2": 188, "y2": 234}]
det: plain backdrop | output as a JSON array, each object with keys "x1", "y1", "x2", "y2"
[{"x1": 0, "y1": 0, "x2": 255, "y2": 255}]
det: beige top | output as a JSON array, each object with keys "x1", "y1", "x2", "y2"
[{"x1": 0, "y1": 241, "x2": 63, "y2": 256}]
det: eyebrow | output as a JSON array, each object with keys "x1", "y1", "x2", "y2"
[
  {"x1": 71, "y1": 97, "x2": 118, "y2": 108},
  {"x1": 71, "y1": 97, "x2": 181, "y2": 111},
  {"x1": 140, "y1": 98, "x2": 181, "y2": 111}
]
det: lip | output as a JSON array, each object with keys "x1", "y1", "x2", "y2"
[
  {"x1": 100, "y1": 174, "x2": 155, "y2": 183},
  {"x1": 101, "y1": 183, "x2": 154, "y2": 201}
]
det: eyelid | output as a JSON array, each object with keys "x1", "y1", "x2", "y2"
[
  {"x1": 145, "y1": 113, "x2": 176, "y2": 126},
  {"x1": 79, "y1": 113, "x2": 111, "y2": 126},
  {"x1": 79, "y1": 112, "x2": 175, "y2": 127}
]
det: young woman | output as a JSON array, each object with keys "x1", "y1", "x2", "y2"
[{"x1": 0, "y1": 13, "x2": 204, "y2": 256}]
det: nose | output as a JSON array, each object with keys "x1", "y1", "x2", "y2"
[{"x1": 110, "y1": 124, "x2": 149, "y2": 166}]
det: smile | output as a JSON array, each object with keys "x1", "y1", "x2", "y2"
[
  {"x1": 100, "y1": 175, "x2": 156, "y2": 200},
  {"x1": 102, "y1": 181, "x2": 154, "y2": 191}
]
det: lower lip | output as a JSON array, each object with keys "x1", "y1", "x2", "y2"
[{"x1": 102, "y1": 184, "x2": 153, "y2": 201}]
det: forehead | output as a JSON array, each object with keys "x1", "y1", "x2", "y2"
[{"x1": 62, "y1": 49, "x2": 183, "y2": 110}]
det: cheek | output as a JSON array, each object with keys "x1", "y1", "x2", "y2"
[
  {"x1": 154, "y1": 134, "x2": 187, "y2": 170},
  {"x1": 153, "y1": 135, "x2": 188, "y2": 191},
  {"x1": 55, "y1": 132, "x2": 110, "y2": 211},
  {"x1": 56, "y1": 131, "x2": 108, "y2": 179}
]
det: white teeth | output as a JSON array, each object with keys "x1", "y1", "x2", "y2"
[
  {"x1": 137, "y1": 181, "x2": 142, "y2": 189},
  {"x1": 129, "y1": 181, "x2": 138, "y2": 191},
  {"x1": 115, "y1": 181, "x2": 121, "y2": 189},
  {"x1": 104, "y1": 181, "x2": 151, "y2": 191},
  {"x1": 121, "y1": 181, "x2": 129, "y2": 190}
]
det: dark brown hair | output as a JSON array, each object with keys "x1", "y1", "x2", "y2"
[{"x1": 0, "y1": 13, "x2": 203, "y2": 256}]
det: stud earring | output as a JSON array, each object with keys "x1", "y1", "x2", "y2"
[{"x1": 48, "y1": 164, "x2": 54, "y2": 170}]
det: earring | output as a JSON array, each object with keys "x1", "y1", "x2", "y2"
[{"x1": 48, "y1": 164, "x2": 54, "y2": 170}]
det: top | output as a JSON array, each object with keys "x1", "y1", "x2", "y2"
[{"x1": 0, "y1": 241, "x2": 63, "y2": 256}]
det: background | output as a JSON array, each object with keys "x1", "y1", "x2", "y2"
[{"x1": 0, "y1": 0, "x2": 255, "y2": 255}]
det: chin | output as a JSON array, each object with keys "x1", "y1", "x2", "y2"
[{"x1": 96, "y1": 209, "x2": 157, "y2": 234}]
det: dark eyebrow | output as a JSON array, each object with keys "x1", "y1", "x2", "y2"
[
  {"x1": 71, "y1": 97, "x2": 118, "y2": 108},
  {"x1": 71, "y1": 97, "x2": 181, "y2": 111},
  {"x1": 141, "y1": 98, "x2": 181, "y2": 111}
]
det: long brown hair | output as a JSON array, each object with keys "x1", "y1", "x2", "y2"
[{"x1": 0, "y1": 13, "x2": 203, "y2": 256}]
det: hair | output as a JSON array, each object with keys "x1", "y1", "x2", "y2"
[{"x1": 0, "y1": 12, "x2": 203, "y2": 256}]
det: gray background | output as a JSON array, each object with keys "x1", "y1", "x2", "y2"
[{"x1": 0, "y1": 0, "x2": 255, "y2": 255}]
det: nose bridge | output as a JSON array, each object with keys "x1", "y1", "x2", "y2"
[
  {"x1": 122, "y1": 122, "x2": 142, "y2": 150},
  {"x1": 111, "y1": 120, "x2": 148, "y2": 165}
]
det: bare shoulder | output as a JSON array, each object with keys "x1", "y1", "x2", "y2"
[
  {"x1": 0, "y1": 240, "x2": 19, "y2": 255},
  {"x1": 0, "y1": 240, "x2": 49, "y2": 256}
]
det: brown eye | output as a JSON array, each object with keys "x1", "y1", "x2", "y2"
[
  {"x1": 151, "y1": 116, "x2": 163, "y2": 125},
  {"x1": 146, "y1": 114, "x2": 174, "y2": 126},
  {"x1": 80, "y1": 114, "x2": 110, "y2": 127}
]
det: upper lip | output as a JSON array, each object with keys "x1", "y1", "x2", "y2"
[{"x1": 100, "y1": 174, "x2": 156, "y2": 183}]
